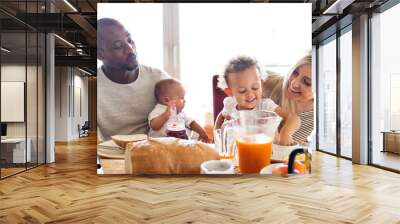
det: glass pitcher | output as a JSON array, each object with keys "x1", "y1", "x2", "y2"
[{"x1": 221, "y1": 110, "x2": 282, "y2": 173}]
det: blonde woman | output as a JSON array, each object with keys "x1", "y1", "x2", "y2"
[{"x1": 263, "y1": 54, "x2": 314, "y2": 145}]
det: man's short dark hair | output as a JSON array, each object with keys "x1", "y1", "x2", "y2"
[
  {"x1": 97, "y1": 18, "x2": 122, "y2": 47},
  {"x1": 154, "y1": 79, "x2": 181, "y2": 102}
]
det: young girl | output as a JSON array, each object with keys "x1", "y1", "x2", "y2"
[{"x1": 215, "y1": 56, "x2": 299, "y2": 146}]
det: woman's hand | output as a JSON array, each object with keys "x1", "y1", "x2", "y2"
[
  {"x1": 276, "y1": 113, "x2": 300, "y2": 146},
  {"x1": 277, "y1": 135, "x2": 296, "y2": 146}
]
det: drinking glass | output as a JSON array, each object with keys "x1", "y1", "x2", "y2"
[{"x1": 214, "y1": 128, "x2": 235, "y2": 160}]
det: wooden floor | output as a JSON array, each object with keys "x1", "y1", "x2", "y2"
[
  {"x1": 1, "y1": 136, "x2": 400, "y2": 223},
  {"x1": 1, "y1": 167, "x2": 26, "y2": 177},
  {"x1": 1, "y1": 163, "x2": 45, "y2": 178}
]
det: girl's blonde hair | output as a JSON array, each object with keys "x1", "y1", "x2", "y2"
[{"x1": 281, "y1": 53, "x2": 312, "y2": 113}]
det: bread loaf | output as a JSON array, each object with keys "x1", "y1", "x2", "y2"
[
  {"x1": 125, "y1": 137, "x2": 220, "y2": 174},
  {"x1": 111, "y1": 134, "x2": 147, "y2": 149}
]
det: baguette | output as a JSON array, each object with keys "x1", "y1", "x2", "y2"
[
  {"x1": 111, "y1": 134, "x2": 147, "y2": 149},
  {"x1": 125, "y1": 137, "x2": 220, "y2": 174}
]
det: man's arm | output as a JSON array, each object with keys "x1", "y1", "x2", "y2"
[{"x1": 97, "y1": 126, "x2": 105, "y2": 142}]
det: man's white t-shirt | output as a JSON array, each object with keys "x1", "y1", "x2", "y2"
[
  {"x1": 148, "y1": 104, "x2": 194, "y2": 138},
  {"x1": 97, "y1": 65, "x2": 169, "y2": 141}
]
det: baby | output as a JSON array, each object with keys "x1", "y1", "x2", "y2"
[
  {"x1": 215, "y1": 56, "x2": 299, "y2": 146},
  {"x1": 148, "y1": 79, "x2": 209, "y2": 142}
]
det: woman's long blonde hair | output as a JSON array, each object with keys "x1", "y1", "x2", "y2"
[
  {"x1": 262, "y1": 71, "x2": 284, "y2": 105},
  {"x1": 281, "y1": 53, "x2": 312, "y2": 113}
]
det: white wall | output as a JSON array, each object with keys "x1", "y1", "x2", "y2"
[
  {"x1": 54, "y1": 67, "x2": 89, "y2": 141},
  {"x1": 371, "y1": 13, "x2": 383, "y2": 153},
  {"x1": 1, "y1": 65, "x2": 26, "y2": 138},
  {"x1": 55, "y1": 67, "x2": 68, "y2": 141},
  {"x1": 72, "y1": 73, "x2": 89, "y2": 138},
  {"x1": 1, "y1": 65, "x2": 42, "y2": 137}
]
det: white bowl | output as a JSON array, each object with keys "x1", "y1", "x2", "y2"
[{"x1": 200, "y1": 160, "x2": 234, "y2": 174}]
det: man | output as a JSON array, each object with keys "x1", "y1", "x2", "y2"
[{"x1": 97, "y1": 18, "x2": 169, "y2": 141}]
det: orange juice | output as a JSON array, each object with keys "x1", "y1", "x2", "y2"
[{"x1": 236, "y1": 134, "x2": 272, "y2": 173}]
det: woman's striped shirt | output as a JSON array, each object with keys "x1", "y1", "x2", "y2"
[{"x1": 292, "y1": 110, "x2": 314, "y2": 145}]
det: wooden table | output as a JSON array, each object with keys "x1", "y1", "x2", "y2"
[{"x1": 96, "y1": 140, "x2": 293, "y2": 175}]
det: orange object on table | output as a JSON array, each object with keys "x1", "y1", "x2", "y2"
[
  {"x1": 204, "y1": 112, "x2": 214, "y2": 142},
  {"x1": 204, "y1": 124, "x2": 214, "y2": 142},
  {"x1": 283, "y1": 156, "x2": 306, "y2": 174},
  {"x1": 236, "y1": 134, "x2": 272, "y2": 173},
  {"x1": 293, "y1": 161, "x2": 305, "y2": 174}
]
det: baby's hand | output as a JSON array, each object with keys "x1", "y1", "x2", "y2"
[
  {"x1": 165, "y1": 100, "x2": 177, "y2": 117},
  {"x1": 167, "y1": 100, "x2": 176, "y2": 109},
  {"x1": 198, "y1": 132, "x2": 210, "y2": 143}
]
